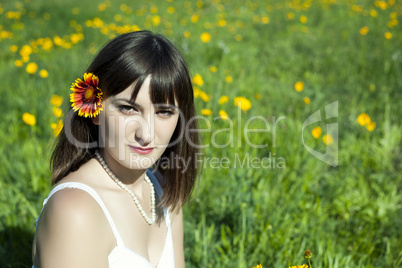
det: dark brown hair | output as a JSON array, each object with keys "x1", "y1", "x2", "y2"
[{"x1": 51, "y1": 31, "x2": 199, "y2": 211}]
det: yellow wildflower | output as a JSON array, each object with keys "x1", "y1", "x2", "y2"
[
  {"x1": 192, "y1": 74, "x2": 204, "y2": 86},
  {"x1": 219, "y1": 110, "x2": 229, "y2": 120},
  {"x1": 114, "y1": 14, "x2": 122, "y2": 22},
  {"x1": 150, "y1": 6, "x2": 158, "y2": 13},
  {"x1": 50, "y1": 95, "x2": 63, "y2": 106},
  {"x1": 387, "y1": 19, "x2": 398, "y2": 29},
  {"x1": 26, "y1": 62, "x2": 38, "y2": 74},
  {"x1": 311, "y1": 126, "x2": 321, "y2": 139},
  {"x1": 376, "y1": 1, "x2": 387, "y2": 10},
  {"x1": 370, "y1": 9, "x2": 378, "y2": 17},
  {"x1": 63, "y1": 42, "x2": 72, "y2": 49},
  {"x1": 191, "y1": 14, "x2": 199, "y2": 23},
  {"x1": 19, "y1": 45, "x2": 33, "y2": 56},
  {"x1": 184, "y1": 31, "x2": 191, "y2": 38},
  {"x1": 384, "y1": 32, "x2": 392, "y2": 39},
  {"x1": 93, "y1": 17, "x2": 104, "y2": 28},
  {"x1": 323, "y1": 134, "x2": 334, "y2": 145},
  {"x1": 366, "y1": 121, "x2": 376, "y2": 131},
  {"x1": 303, "y1": 97, "x2": 311, "y2": 104},
  {"x1": 0, "y1": 31, "x2": 13, "y2": 39},
  {"x1": 289, "y1": 265, "x2": 308, "y2": 268},
  {"x1": 72, "y1": 7, "x2": 80, "y2": 15},
  {"x1": 22, "y1": 112, "x2": 36, "y2": 126},
  {"x1": 357, "y1": 113, "x2": 371, "y2": 126},
  {"x1": 201, "y1": 109, "x2": 212, "y2": 116},
  {"x1": 39, "y1": 69, "x2": 48, "y2": 78},
  {"x1": 294, "y1": 81, "x2": 304, "y2": 92},
  {"x1": 234, "y1": 96, "x2": 252, "y2": 111},
  {"x1": 200, "y1": 32, "x2": 211, "y2": 43},
  {"x1": 120, "y1": 3, "x2": 128, "y2": 11},
  {"x1": 14, "y1": 60, "x2": 23, "y2": 67},
  {"x1": 209, "y1": 66, "x2": 217, "y2": 72},
  {"x1": 101, "y1": 27, "x2": 109, "y2": 35},
  {"x1": 200, "y1": 91, "x2": 211, "y2": 102},
  {"x1": 219, "y1": 96, "x2": 229, "y2": 104},
  {"x1": 167, "y1": 7, "x2": 175, "y2": 14},
  {"x1": 225, "y1": 76, "x2": 233, "y2": 83},
  {"x1": 51, "y1": 120, "x2": 64, "y2": 136},
  {"x1": 360, "y1": 26, "x2": 369, "y2": 36},
  {"x1": 10, "y1": 45, "x2": 18, "y2": 52},
  {"x1": 98, "y1": 3, "x2": 107, "y2": 11},
  {"x1": 235, "y1": 34, "x2": 243, "y2": 41},
  {"x1": 254, "y1": 94, "x2": 261, "y2": 100},
  {"x1": 22, "y1": 55, "x2": 30, "y2": 63},
  {"x1": 217, "y1": 19, "x2": 227, "y2": 27},
  {"x1": 53, "y1": 36, "x2": 64, "y2": 46},
  {"x1": 352, "y1": 5, "x2": 363, "y2": 12},
  {"x1": 152, "y1": 15, "x2": 161, "y2": 26},
  {"x1": 42, "y1": 39, "x2": 53, "y2": 51},
  {"x1": 52, "y1": 107, "x2": 63, "y2": 118},
  {"x1": 300, "y1": 15, "x2": 307, "y2": 24},
  {"x1": 193, "y1": 87, "x2": 201, "y2": 98},
  {"x1": 252, "y1": 265, "x2": 262, "y2": 268},
  {"x1": 86, "y1": 20, "x2": 94, "y2": 27},
  {"x1": 70, "y1": 33, "x2": 82, "y2": 44},
  {"x1": 261, "y1": 16, "x2": 270, "y2": 24},
  {"x1": 287, "y1": 12, "x2": 295, "y2": 20}
]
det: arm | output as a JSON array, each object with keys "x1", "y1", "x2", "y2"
[
  {"x1": 32, "y1": 189, "x2": 112, "y2": 268},
  {"x1": 170, "y1": 208, "x2": 185, "y2": 268}
]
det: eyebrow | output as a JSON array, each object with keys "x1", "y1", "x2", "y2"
[{"x1": 113, "y1": 98, "x2": 141, "y2": 108}]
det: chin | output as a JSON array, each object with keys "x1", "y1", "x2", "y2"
[{"x1": 127, "y1": 154, "x2": 159, "y2": 170}]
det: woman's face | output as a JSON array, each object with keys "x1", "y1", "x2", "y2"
[{"x1": 98, "y1": 76, "x2": 179, "y2": 171}]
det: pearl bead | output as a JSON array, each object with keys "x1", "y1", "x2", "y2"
[{"x1": 95, "y1": 151, "x2": 155, "y2": 225}]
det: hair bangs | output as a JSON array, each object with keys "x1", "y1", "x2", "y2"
[
  {"x1": 128, "y1": 52, "x2": 179, "y2": 106},
  {"x1": 149, "y1": 67, "x2": 177, "y2": 106}
]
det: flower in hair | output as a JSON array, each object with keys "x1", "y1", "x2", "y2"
[{"x1": 70, "y1": 73, "x2": 104, "y2": 118}]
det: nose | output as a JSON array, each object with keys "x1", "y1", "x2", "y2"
[{"x1": 134, "y1": 115, "x2": 154, "y2": 146}]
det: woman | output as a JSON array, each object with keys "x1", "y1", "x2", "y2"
[{"x1": 32, "y1": 31, "x2": 199, "y2": 268}]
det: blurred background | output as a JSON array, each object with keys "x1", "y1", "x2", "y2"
[{"x1": 0, "y1": 0, "x2": 401, "y2": 267}]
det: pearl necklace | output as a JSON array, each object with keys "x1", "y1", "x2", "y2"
[{"x1": 95, "y1": 151, "x2": 156, "y2": 225}]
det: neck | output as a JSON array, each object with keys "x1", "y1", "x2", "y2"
[{"x1": 98, "y1": 150, "x2": 147, "y2": 188}]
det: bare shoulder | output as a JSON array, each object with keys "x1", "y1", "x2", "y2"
[
  {"x1": 33, "y1": 188, "x2": 113, "y2": 268},
  {"x1": 38, "y1": 187, "x2": 105, "y2": 227},
  {"x1": 169, "y1": 207, "x2": 183, "y2": 224}
]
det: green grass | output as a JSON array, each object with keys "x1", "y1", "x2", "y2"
[{"x1": 0, "y1": 0, "x2": 401, "y2": 267}]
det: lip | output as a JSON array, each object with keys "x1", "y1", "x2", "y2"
[{"x1": 128, "y1": 145, "x2": 154, "y2": 155}]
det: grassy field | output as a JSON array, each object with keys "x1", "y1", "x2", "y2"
[{"x1": 0, "y1": 0, "x2": 401, "y2": 267}]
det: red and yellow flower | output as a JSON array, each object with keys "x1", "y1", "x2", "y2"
[{"x1": 70, "y1": 73, "x2": 103, "y2": 118}]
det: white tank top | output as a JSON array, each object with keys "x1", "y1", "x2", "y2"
[{"x1": 33, "y1": 182, "x2": 175, "y2": 268}]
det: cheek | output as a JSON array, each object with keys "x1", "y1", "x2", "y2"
[{"x1": 155, "y1": 118, "x2": 179, "y2": 145}]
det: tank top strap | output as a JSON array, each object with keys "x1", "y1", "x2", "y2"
[
  {"x1": 40, "y1": 182, "x2": 125, "y2": 246},
  {"x1": 163, "y1": 209, "x2": 171, "y2": 228}
]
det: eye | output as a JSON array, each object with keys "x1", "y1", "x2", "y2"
[
  {"x1": 156, "y1": 109, "x2": 175, "y2": 118},
  {"x1": 118, "y1": 105, "x2": 137, "y2": 115}
]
